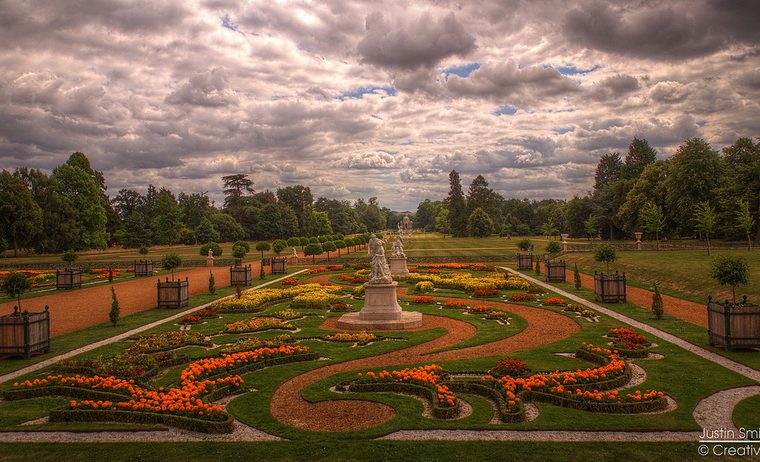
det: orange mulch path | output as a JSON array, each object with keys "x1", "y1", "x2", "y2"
[
  {"x1": 568, "y1": 270, "x2": 708, "y2": 327},
  {"x1": 269, "y1": 275, "x2": 579, "y2": 432},
  {"x1": 0, "y1": 265, "x2": 242, "y2": 337}
]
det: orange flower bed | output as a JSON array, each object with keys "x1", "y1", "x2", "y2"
[
  {"x1": 509, "y1": 293, "x2": 536, "y2": 302},
  {"x1": 15, "y1": 345, "x2": 311, "y2": 421},
  {"x1": 542, "y1": 297, "x2": 566, "y2": 306},
  {"x1": 466, "y1": 305, "x2": 492, "y2": 314},
  {"x1": 411, "y1": 296, "x2": 435, "y2": 304},
  {"x1": 473, "y1": 288, "x2": 500, "y2": 297},
  {"x1": 444, "y1": 300, "x2": 467, "y2": 308},
  {"x1": 304, "y1": 268, "x2": 329, "y2": 275},
  {"x1": 415, "y1": 263, "x2": 495, "y2": 271},
  {"x1": 281, "y1": 278, "x2": 299, "y2": 286},
  {"x1": 357, "y1": 365, "x2": 457, "y2": 408}
]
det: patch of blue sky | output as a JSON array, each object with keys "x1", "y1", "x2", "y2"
[
  {"x1": 554, "y1": 126, "x2": 575, "y2": 134},
  {"x1": 338, "y1": 86, "x2": 397, "y2": 100},
  {"x1": 221, "y1": 14, "x2": 239, "y2": 32},
  {"x1": 442, "y1": 63, "x2": 480, "y2": 80},
  {"x1": 495, "y1": 105, "x2": 517, "y2": 116},
  {"x1": 543, "y1": 64, "x2": 601, "y2": 75}
]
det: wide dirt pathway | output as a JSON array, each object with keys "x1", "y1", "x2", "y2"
[
  {"x1": 568, "y1": 270, "x2": 707, "y2": 327},
  {"x1": 0, "y1": 265, "x2": 241, "y2": 337}
]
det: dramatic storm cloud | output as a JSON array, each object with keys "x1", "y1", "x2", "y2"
[{"x1": 1, "y1": 0, "x2": 758, "y2": 210}]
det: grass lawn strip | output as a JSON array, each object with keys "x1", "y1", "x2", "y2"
[
  {"x1": 0, "y1": 270, "x2": 308, "y2": 386},
  {"x1": 501, "y1": 267, "x2": 760, "y2": 383}
]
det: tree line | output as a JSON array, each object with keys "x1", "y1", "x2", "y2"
[
  {"x1": 417, "y1": 136, "x2": 760, "y2": 244},
  {"x1": 0, "y1": 152, "x2": 407, "y2": 256}
]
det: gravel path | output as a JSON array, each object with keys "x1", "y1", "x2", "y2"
[
  {"x1": 692, "y1": 385, "x2": 760, "y2": 435},
  {"x1": 0, "y1": 270, "x2": 306, "y2": 386},
  {"x1": 380, "y1": 429, "x2": 701, "y2": 442},
  {"x1": 505, "y1": 267, "x2": 760, "y2": 384}
]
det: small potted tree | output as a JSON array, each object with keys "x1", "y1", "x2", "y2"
[
  {"x1": 593, "y1": 243, "x2": 626, "y2": 303},
  {"x1": 230, "y1": 241, "x2": 252, "y2": 286},
  {"x1": 1, "y1": 273, "x2": 50, "y2": 358},
  {"x1": 544, "y1": 241, "x2": 565, "y2": 282},
  {"x1": 516, "y1": 239, "x2": 533, "y2": 270},
  {"x1": 708, "y1": 255, "x2": 759, "y2": 350},
  {"x1": 57, "y1": 250, "x2": 82, "y2": 289},
  {"x1": 157, "y1": 253, "x2": 188, "y2": 308},
  {"x1": 2, "y1": 272, "x2": 31, "y2": 311},
  {"x1": 272, "y1": 239, "x2": 289, "y2": 273}
]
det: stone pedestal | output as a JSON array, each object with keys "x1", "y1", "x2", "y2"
[
  {"x1": 206, "y1": 256, "x2": 214, "y2": 267},
  {"x1": 337, "y1": 282, "x2": 422, "y2": 330},
  {"x1": 389, "y1": 256, "x2": 409, "y2": 275}
]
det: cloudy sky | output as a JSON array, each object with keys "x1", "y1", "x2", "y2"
[{"x1": 1, "y1": 0, "x2": 758, "y2": 211}]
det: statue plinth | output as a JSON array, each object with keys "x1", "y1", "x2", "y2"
[
  {"x1": 337, "y1": 281, "x2": 422, "y2": 330},
  {"x1": 389, "y1": 255, "x2": 409, "y2": 275},
  {"x1": 206, "y1": 256, "x2": 214, "y2": 267}
]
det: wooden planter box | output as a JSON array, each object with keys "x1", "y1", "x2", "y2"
[
  {"x1": 594, "y1": 272, "x2": 626, "y2": 303},
  {"x1": 0, "y1": 306, "x2": 50, "y2": 359},
  {"x1": 134, "y1": 260, "x2": 153, "y2": 277},
  {"x1": 545, "y1": 260, "x2": 566, "y2": 283},
  {"x1": 56, "y1": 269, "x2": 82, "y2": 289},
  {"x1": 230, "y1": 265, "x2": 252, "y2": 286},
  {"x1": 708, "y1": 296, "x2": 760, "y2": 351},
  {"x1": 261, "y1": 258, "x2": 271, "y2": 267},
  {"x1": 157, "y1": 278, "x2": 189, "y2": 308},
  {"x1": 517, "y1": 253, "x2": 533, "y2": 270},
  {"x1": 271, "y1": 257, "x2": 288, "y2": 274}
]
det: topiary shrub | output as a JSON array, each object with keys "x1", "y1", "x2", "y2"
[
  {"x1": 710, "y1": 255, "x2": 749, "y2": 303},
  {"x1": 200, "y1": 242, "x2": 223, "y2": 257},
  {"x1": 517, "y1": 239, "x2": 532, "y2": 252},
  {"x1": 2, "y1": 272, "x2": 31, "y2": 310},
  {"x1": 161, "y1": 253, "x2": 182, "y2": 280},
  {"x1": 546, "y1": 241, "x2": 561, "y2": 254},
  {"x1": 651, "y1": 284, "x2": 664, "y2": 320},
  {"x1": 594, "y1": 243, "x2": 617, "y2": 273}
]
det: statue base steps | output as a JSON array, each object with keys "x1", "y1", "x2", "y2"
[{"x1": 336, "y1": 281, "x2": 422, "y2": 330}]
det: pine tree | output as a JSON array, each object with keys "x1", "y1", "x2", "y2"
[
  {"x1": 208, "y1": 271, "x2": 215, "y2": 294},
  {"x1": 652, "y1": 285, "x2": 664, "y2": 320},
  {"x1": 535, "y1": 258, "x2": 541, "y2": 275},
  {"x1": 574, "y1": 263, "x2": 582, "y2": 290},
  {"x1": 109, "y1": 286, "x2": 120, "y2": 326},
  {"x1": 446, "y1": 170, "x2": 468, "y2": 237}
]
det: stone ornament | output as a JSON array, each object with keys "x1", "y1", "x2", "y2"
[
  {"x1": 392, "y1": 234, "x2": 405, "y2": 258},
  {"x1": 367, "y1": 234, "x2": 393, "y2": 284}
]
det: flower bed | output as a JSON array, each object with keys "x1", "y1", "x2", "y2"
[
  {"x1": 411, "y1": 296, "x2": 435, "y2": 304},
  {"x1": 281, "y1": 278, "x2": 299, "y2": 286},
  {"x1": 489, "y1": 357, "x2": 529, "y2": 378},
  {"x1": 350, "y1": 365, "x2": 458, "y2": 418},
  {"x1": 220, "y1": 335, "x2": 295, "y2": 354},
  {"x1": 414, "y1": 263, "x2": 495, "y2": 272},
  {"x1": 290, "y1": 289, "x2": 343, "y2": 309},
  {"x1": 9, "y1": 345, "x2": 316, "y2": 433},
  {"x1": 526, "y1": 286, "x2": 544, "y2": 294},
  {"x1": 212, "y1": 284, "x2": 342, "y2": 313},
  {"x1": 415, "y1": 281, "x2": 434, "y2": 293},
  {"x1": 323, "y1": 332, "x2": 377, "y2": 345},
  {"x1": 466, "y1": 304, "x2": 491, "y2": 314},
  {"x1": 542, "y1": 297, "x2": 566, "y2": 306},
  {"x1": 56, "y1": 352, "x2": 184, "y2": 380},
  {"x1": 195, "y1": 309, "x2": 218, "y2": 318},
  {"x1": 563, "y1": 304, "x2": 598, "y2": 320},
  {"x1": 179, "y1": 315, "x2": 202, "y2": 325},
  {"x1": 338, "y1": 275, "x2": 369, "y2": 284},
  {"x1": 608, "y1": 327, "x2": 652, "y2": 358},
  {"x1": 128, "y1": 331, "x2": 212, "y2": 355},
  {"x1": 443, "y1": 300, "x2": 467, "y2": 309},
  {"x1": 509, "y1": 293, "x2": 536, "y2": 302},
  {"x1": 329, "y1": 301, "x2": 352, "y2": 312},
  {"x1": 407, "y1": 271, "x2": 530, "y2": 292},
  {"x1": 224, "y1": 317, "x2": 295, "y2": 334},
  {"x1": 473, "y1": 288, "x2": 500, "y2": 297}
]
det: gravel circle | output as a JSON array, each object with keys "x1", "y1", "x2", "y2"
[{"x1": 693, "y1": 385, "x2": 760, "y2": 435}]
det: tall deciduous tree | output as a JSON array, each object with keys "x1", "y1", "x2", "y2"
[
  {"x1": 277, "y1": 185, "x2": 314, "y2": 236},
  {"x1": 0, "y1": 171, "x2": 42, "y2": 256},
  {"x1": 639, "y1": 201, "x2": 666, "y2": 251},
  {"x1": 446, "y1": 170, "x2": 467, "y2": 237},
  {"x1": 719, "y1": 137, "x2": 760, "y2": 239},
  {"x1": 53, "y1": 154, "x2": 108, "y2": 249},
  {"x1": 467, "y1": 207, "x2": 494, "y2": 237},
  {"x1": 209, "y1": 213, "x2": 245, "y2": 242},
  {"x1": 623, "y1": 137, "x2": 657, "y2": 179},
  {"x1": 195, "y1": 217, "x2": 221, "y2": 244},
  {"x1": 592, "y1": 153, "x2": 624, "y2": 239},
  {"x1": 664, "y1": 138, "x2": 722, "y2": 235},
  {"x1": 736, "y1": 199, "x2": 755, "y2": 251},
  {"x1": 693, "y1": 202, "x2": 718, "y2": 255},
  {"x1": 150, "y1": 188, "x2": 182, "y2": 245},
  {"x1": 616, "y1": 160, "x2": 669, "y2": 235}
]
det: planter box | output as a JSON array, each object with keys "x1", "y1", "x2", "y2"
[
  {"x1": 230, "y1": 265, "x2": 252, "y2": 286},
  {"x1": 0, "y1": 306, "x2": 50, "y2": 359},
  {"x1": 593, "y1": 272, "x2": 626, "y2": 303},
  {"x1": 157, "y1": 278, "x2": 189, "y2": 308},
  {"x1": 56, "y1": 269, "x2": 81, "y2": 289},
  {"x1": 517, "y1": 253, "x2": 533, "y2": 270},
  {"x1": 271, "y1": 257, "x2": 288, "y2": 274},
  {"x1": 134, "y1": 260, "x2": 153, "y2": 277},
  {"x1": 545, "y1": 260, "x2": 566, "y2": 283},
  {"x1": 708, "y1": 297, "x2": 760, "y2": 351}
]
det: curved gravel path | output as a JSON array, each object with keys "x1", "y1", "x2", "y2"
[
  {"x1": 693, "y1": 385, "x2": 760, "y2": 435},
  {"x1": 269, "y1": 278, "x2": 579, "y2": 432}
]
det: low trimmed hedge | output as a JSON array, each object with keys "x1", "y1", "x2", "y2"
[
  {"x1": 2, "y1": 386, "x2": 130, "y2": 402},
  {"x1": 348, "y1": 382, "x2": 458, "y2": 419},
  {"x1": 520, "y1": 390, "x2": 667, "y2": 414},
  {"x1": 446, "y1": 380, "x2": 525, "y2": 423},
  {"x1": 49, "y1": 408, "x2": 235, "y2": 433}
]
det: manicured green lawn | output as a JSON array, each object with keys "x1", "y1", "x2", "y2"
[
  {"x1": 0, "y1": 441, "x2": 721, "y2": 462},
  {"x1": 562, "y1": 249, "x2": 760, "y2": 303},
  {"x1": 733, "y1": 394, "x2": 760, "y2": 430}
]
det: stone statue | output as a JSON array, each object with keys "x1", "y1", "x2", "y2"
[
  {"x1": 292, "y1": 247, "x2": 298, "y2": 257},
  {"x1": 392, "y1": 234, "x2": 405, "y2": 257},
  {"x1": 207, "y1": 248, "x2": 214, "y2": 258},
  {"x1": 367, "y1": 233, "x2": 392, "y2": 284}
]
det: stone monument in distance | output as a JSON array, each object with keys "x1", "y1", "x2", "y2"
[
  {"x1": 388, "y1": 233, "x2": 410, "y2": 275},
  {"x1": 336, "y1": 233, "x2": 422, "y2": 330}
]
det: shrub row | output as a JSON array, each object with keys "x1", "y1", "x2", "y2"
[
  {"x1": 2, "y1": 385, "x2": 130, "y2": 402},
  {"x1": 446, "y1": 380, "x2": 525, "y2": 423},
  {"x1": 49, "y1": 408, "x2": 235, "y2": 433}
]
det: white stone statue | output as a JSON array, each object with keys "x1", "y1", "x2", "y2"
[
  {"x1": 392, "y1": 234, "x2": 405, "y2": 257},
  {"x1": 367, "y1": 233, "x2": 392, "y2": 284},
  {"x1": 207, "y1": 249, "x2": 214, "y2": 258},
  {"x1": 292, "y1": 247, "x2": 298, "y2": 257}
]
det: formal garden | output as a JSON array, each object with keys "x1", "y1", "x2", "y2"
[{"x1": 1, "y1": 247, "x2": 759, "y2": 460}]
